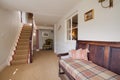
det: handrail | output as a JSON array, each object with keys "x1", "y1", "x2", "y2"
[{"x1": 29, "y1": 22, "x2": 34, "y2": 63}]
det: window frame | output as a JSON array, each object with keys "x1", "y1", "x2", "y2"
[{"x1": 65, "y1": 12, "x2": 78, "y2": 41}]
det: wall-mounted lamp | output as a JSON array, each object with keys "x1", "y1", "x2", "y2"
[{"x1": 99, "y1": 0, "x2": 113, "y2": 8}]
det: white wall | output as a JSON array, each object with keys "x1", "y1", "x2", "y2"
[
  {"x1": 0, "y1": 8, "x2": 22, "y2": 71},
  {"x1": 77, "y1": 0, "x2": 120, "y2": 41},
  {"x1": 55, "y1": 0, "x2": 120, "y2": 53},
  {"x1": 55, "y1": 23, "x2": 76, "y2": 53},
  {"x1": 54, "y1": 25, "x2": 57, "y2": 53},
  {"x1": 37, "y1": 25, "x2": 54, "y2": 30},
  {"x1": 21, "y1": 12, "x2": 28, "y2": 24}
]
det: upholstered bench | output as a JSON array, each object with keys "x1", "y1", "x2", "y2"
[
  {"x1": 60, "y1": 58, "x2": 120, "y2": 80},
  {"x1": 58, "y1": 40, "x2": 120, "y2": 80}
]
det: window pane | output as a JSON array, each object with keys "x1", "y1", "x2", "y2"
[
  {"x1": 72, "y1": 28, "x2": 78, "y2": 40},
  {"x1": 67, "y1": 19, "x2": 71, "y2": 40},
  {"x1": 72, "y1": 14, "x2": 78, "y2": 40},
  {"x1": 67, "y1": 30, "x2": 71, "y2": 40},
  {"x1": 67, "y1": 19, "x2": 71, "y2": 29},
  {"x1": 72, "y1": 14, "x2": 78, "y2": 28}
]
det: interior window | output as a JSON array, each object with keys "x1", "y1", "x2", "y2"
[{"x1": 66, "y1": 14, "x2": 78, "y2": 40}]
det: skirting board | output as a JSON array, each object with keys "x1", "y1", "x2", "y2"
[
  {"x1": 0, "y1": 61, "x2": 8, "y2": 72},
  {"x1": 7, "y1": 24, "x2": 23, "y2": 66}
]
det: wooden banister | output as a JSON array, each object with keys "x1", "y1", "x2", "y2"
[{"x1": 29, "y1": 22, "x2": 34, "y2": 63}]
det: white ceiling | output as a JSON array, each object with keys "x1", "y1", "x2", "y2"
[{"x1": 0, "y1": 0, "x2": 80, "y2": 26}]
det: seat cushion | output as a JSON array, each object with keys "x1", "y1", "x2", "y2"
[{"x1": 60, "y1": 58, "x2": 120, "y2": 80}]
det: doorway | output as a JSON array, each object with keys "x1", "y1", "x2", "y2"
[{"x1": 39, "y1": 29, "x2": 54, "y2": 50}]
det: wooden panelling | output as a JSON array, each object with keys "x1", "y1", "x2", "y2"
[
  {"x1": 76, "y1": 40, "x2": 120, "y2": 74},
  {"x1": 109, "y1": 47, "x2": 120, "y2": 75},
  {"x1": 104, "y1": 46, "x2": 110, "y2": 68},
  {"x1": 76, "y1": 43, "x2": 87, "y2": 49},
  {"x1": 76, "y1": 41, "x2": 89, "y2": 49},
  {"x1": 89, "y1": 45, "x2": 104, "y2": 67}
]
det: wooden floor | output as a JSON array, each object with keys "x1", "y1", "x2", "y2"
[{"x1": 0, "y1": 50, "x2": 65, "y2": 80}]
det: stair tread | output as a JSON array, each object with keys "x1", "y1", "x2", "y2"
[
  {"x1": 18, "y1": 41, "x2": 29, "y2": 43},
  {"x1": 11, "y1": 59, "x2": 27, "y2": 65},
  {"x1": 18, "y1": 42, "x2": 29, "y2": 44},
  {"x1": 20, "y1": 35, "x2": 30, "y2": 36},
  {"x1": 19, "y1": 40, "x2": 30, "y2": 42},
  {"x1": 21, "y1": 32, "x2": 31, "y2": 33},
  {"x1": 22, "y1": 30, "x2": 31, "y2": 31},
  {"x1": 16, "y1": 45, "x2": 29, "y2": 47},
  {"x1": 14, "y1": 53, "x2": 28, "y2": 56},
  {"x1": 16, "y1": 47, "x2": 29, "y2": 49},
  {"x1": 13, "y1": 54, "x2": 28, "y2": 59},
  {"x1": 20, "y1": 35, "x2": 30, "y2": 37},
  {"x1": 17, "y1": 44, "x2": 29, "y2": 46},
  {"x1": 15, "y1": 49, "x2": 28, "y2": 51},
  {"x1": 19, "y1": 37, "x2": 30, "y2": 39},
  {"x1": 18, "y1": 40, "x2": 30, "y2": 42},
  {"x1": 12, "y1": 59, "x2": 27, "y2": 61},
  {"x1": 15, "y1": 50, "x2": 28, "y2": 54}
]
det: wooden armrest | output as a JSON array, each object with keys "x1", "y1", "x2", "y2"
[{"x1": 57, "y1": 53, "x2": 69, "y2": 59}]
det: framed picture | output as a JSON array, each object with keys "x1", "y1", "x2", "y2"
[
  {"x1": 84, "y1": 9, "x2": 94, "y2": 21},
  {"x1": 42, "y1": 32, "x2": 49, "y2": 37}
]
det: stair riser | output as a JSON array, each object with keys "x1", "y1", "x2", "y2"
[
  {"x1": 20, "y1": 34, "x2": 30, "y2": 37},
  {"x1": 17, "y1": 45, "x2": 29, "y2": 47},
  {"x1": 20, "y1": 34, "x2": 31, "y2": 36},
  {"x1": 21, "y1": 30, "x2": 31, "y2": 32},
  {"x1": 19, "y1": 37, "x2": 30, "y2": 39},
  {"x1": 11, "y1": 60, "x2": 28, "y2": 65},
  {"x1": 18, "y1": 40, "x2": 30, "y2": 45},
  {"x1": 15, "y1": 50, "x2": 29, "y2": 54},
  {"x1": 16, "y1": 48, "x2": 29, "y2": 50},
  {"x1": 22, "y1": 28, "x2": 32, "y2": 29},
  {"x1": 13, "y1": 56, "x2": 28, "y2": 60},
  {"x1": 22, "y1": 27, "x2": 32, "y2": 29},
  {"x1": 19, "y1": 39, "x2": 30, "y2": 41},
  {"x1": 21, "y1": 31, "x2": 31, "y2": 33},
  {"x1": 14, "y1": 54, "x2": 28, "y2": 56},
  {"x1": 17, "y1": 43, "x2": 29, "y2": 46},
  {"x1": 22, "y1": 29, "x2": 32, "y2": 31},
  {"x1": 14, "y1": 52, "x2": 29, "y2": 55},
  {"x1": 20, "y1": 32, "x2": 31, "y2": 34},
  {"x1": 16, "y1": 46, "x2": 29, "y2": 49},
  {"x1": 18, "y1": 39, "x2": 29, "y2": 42},
  {"x1": 19, "y1": 38, "x2": 29, "y2": 40},
  {"x1": 13, "y1": 55, "x2": 28, "y2": 60}
]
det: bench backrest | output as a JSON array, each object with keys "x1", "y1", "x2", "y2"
[{"x1": 76, "y1": 40, "x2": 120, "y2": 75}]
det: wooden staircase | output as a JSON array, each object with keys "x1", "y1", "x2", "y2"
[{"x1": 11, "y1": 25, "x2": 32, "y2": 65}]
